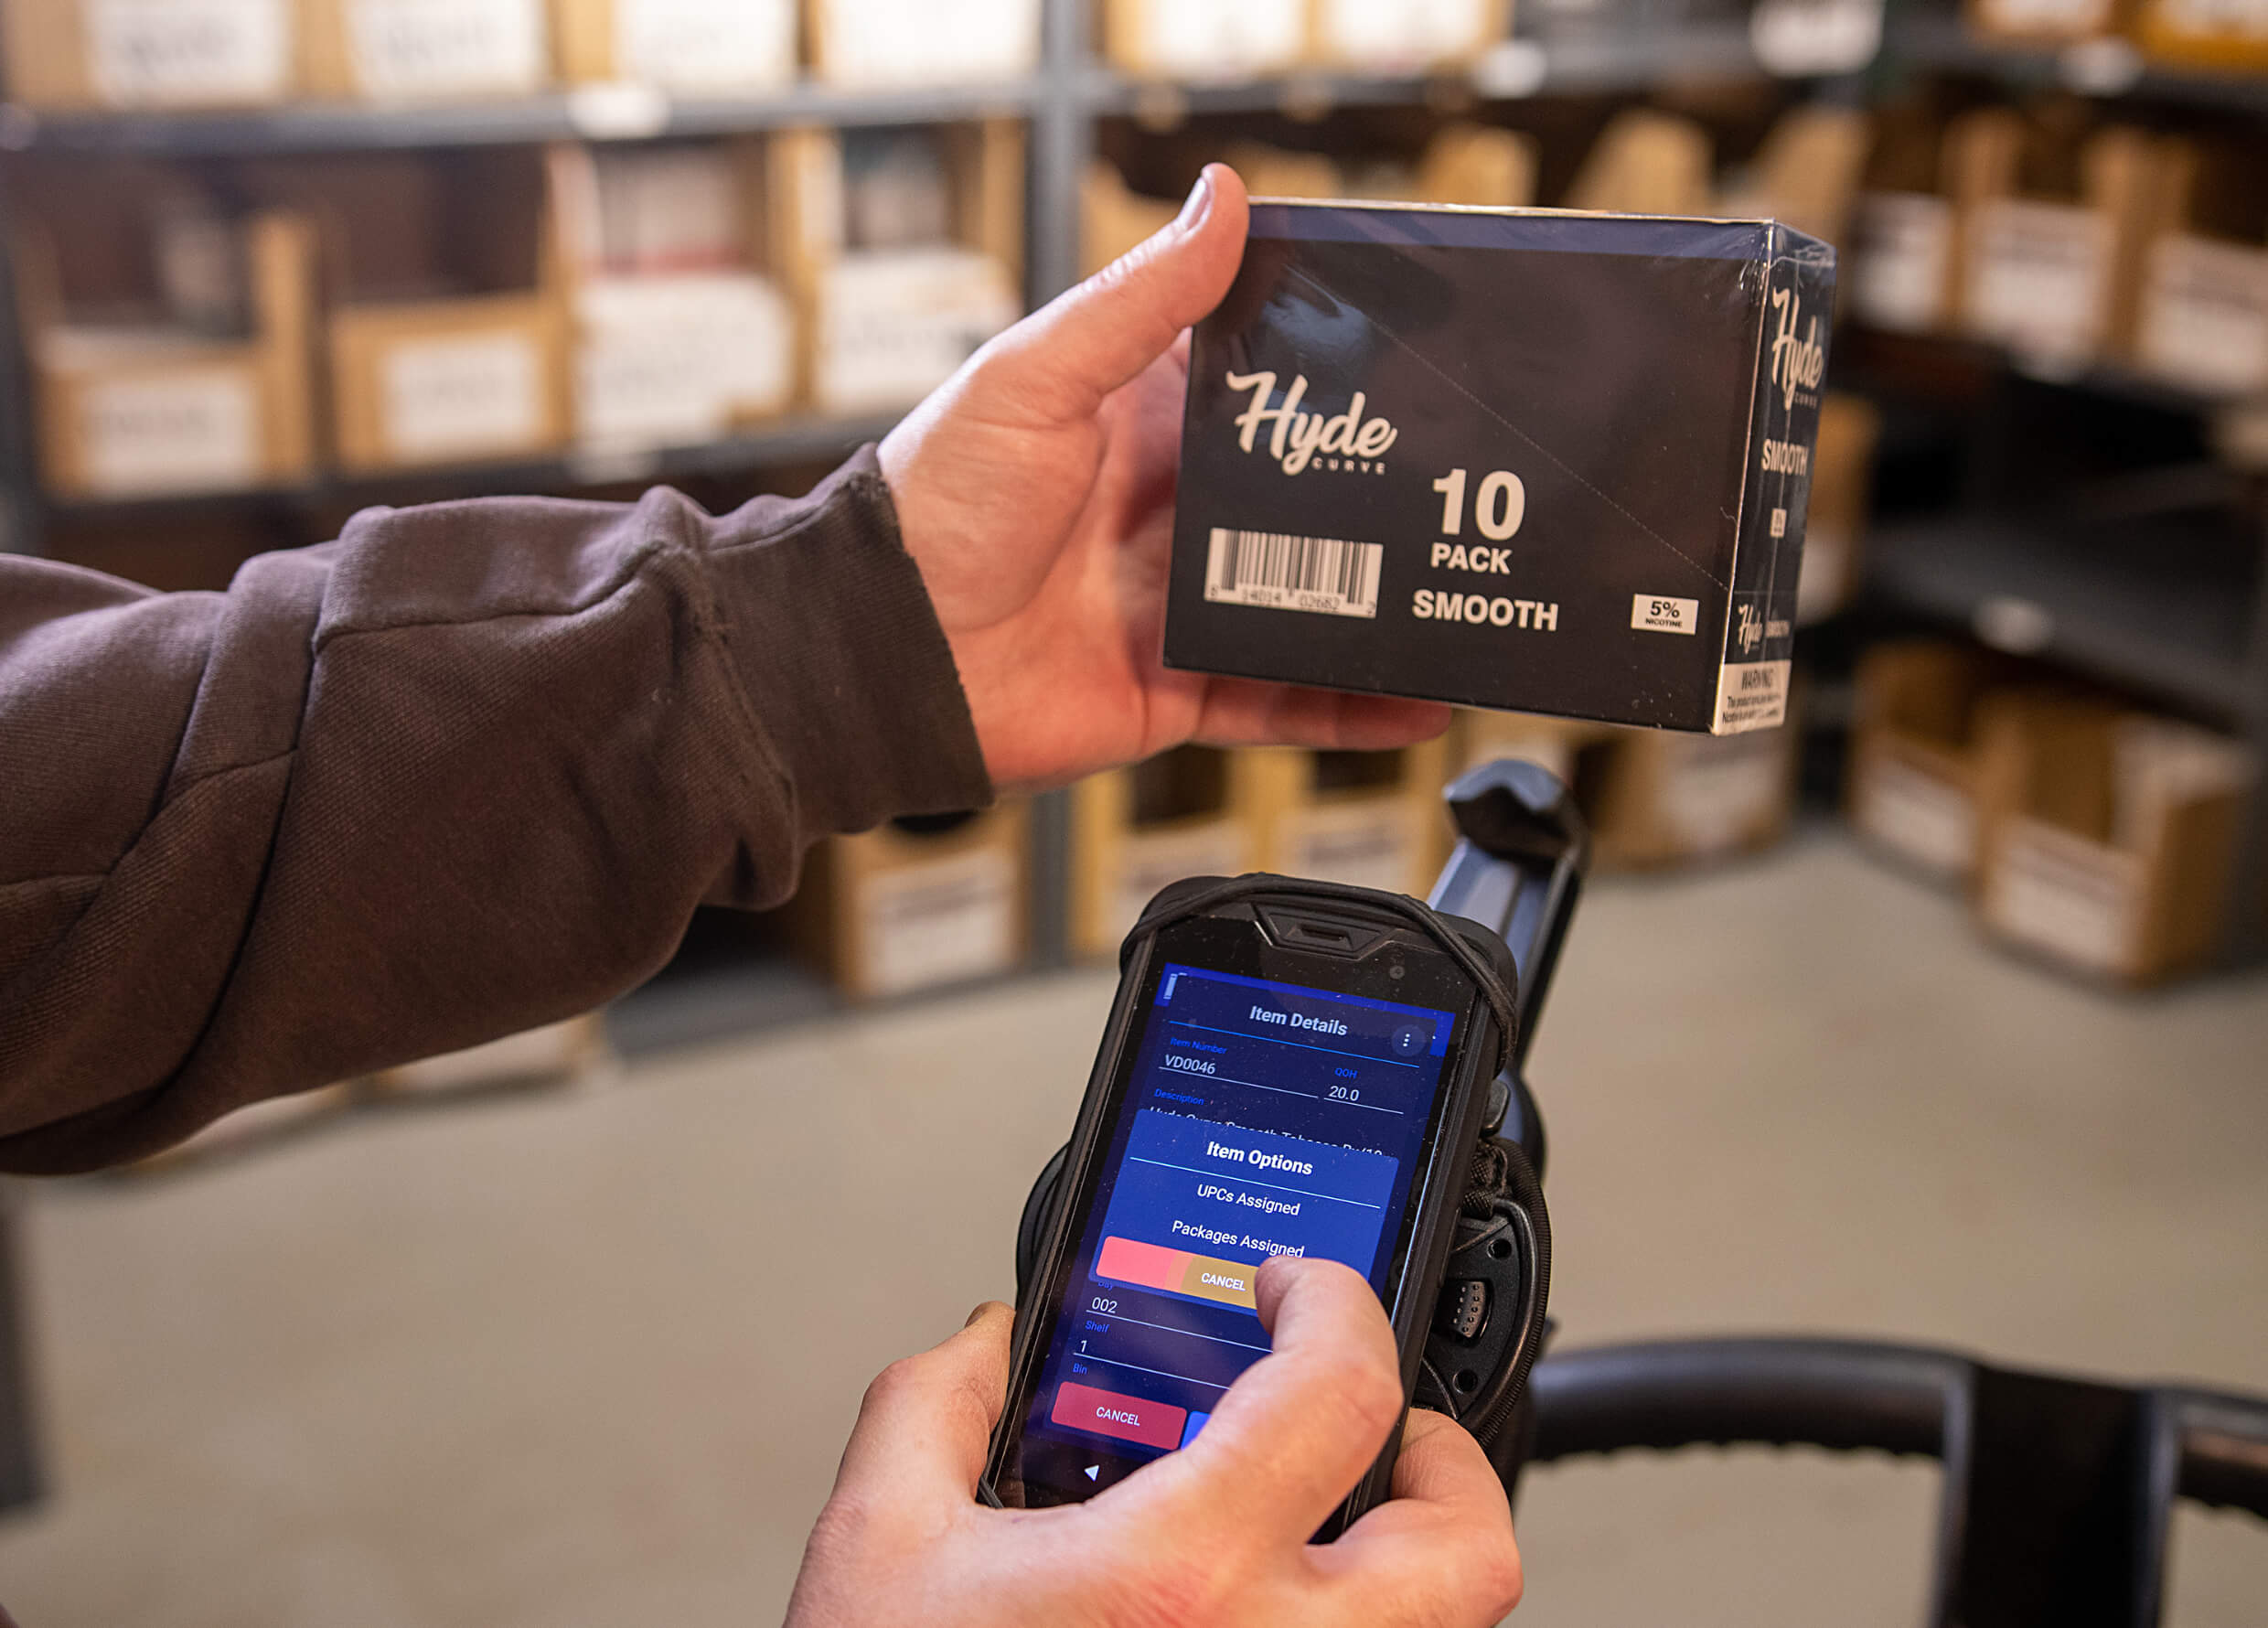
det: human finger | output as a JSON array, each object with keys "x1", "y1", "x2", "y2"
[
  {"x1": 1193, "y1": 682, "x2": 1454, "y2": 752},
  {"x1": 985, "y1": 165, "x2": 1249, "y2": 423},
  {"x1": 830, "y1": 1301, "x2": 1015, "y2": 1512},
  {"x1": 1139, "y1": 1257, "x2": 1405, "y2": 1547},
  {"x1": 1314, "y1": 1410, "x2": 1523, "y2": 1625}
]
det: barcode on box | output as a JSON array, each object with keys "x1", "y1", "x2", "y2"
[{"x1": 1204, "y1": 527, "x2": 1381, "y2": 618}]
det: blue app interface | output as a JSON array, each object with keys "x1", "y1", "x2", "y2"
[{"x1": 1019, "y1": 963, "x2": 1457, "y2": 1487}]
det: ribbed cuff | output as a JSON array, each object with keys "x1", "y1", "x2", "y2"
[{"x1": 702, "y1": 444, "x2": 993, "y2": 843}]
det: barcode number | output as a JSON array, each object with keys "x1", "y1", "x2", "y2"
[{"x1": 1204, "y1": 527, "x2": 1382, "y2": 619}]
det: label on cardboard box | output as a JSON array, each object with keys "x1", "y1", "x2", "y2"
[
  {"x1": 1163, "y1": 205, "x2": 1834, "y2": 734},
  {"x1": 1313, "y1": 0, "x2": 1492, "y2": 68},
  {"x1": 2137, "y1": 235, "x2": 2268, "y2": 397},
  {"x1": 576, "y1": 273, "x2": 793, "y2": 451},
  {"x1": 617, "y1": 0, "x2": 796, "y2": 89},
  {"x1": 1984, "y1": 825, "x2": 2137, "y2": 977},
  {"x1": 816, "y1": 248, "x2": 1020, "y2": 414},
  {"x1": 1850, "y1": 191, "x2": 1952, "y2": 333},
  {"x1": 1107, "y1": 826, "x2": 1252, "y2": 945},
  {"x1": 1291, "y1": 808, "x2": 1421, "y2": 895},
  {"x1": 1964, "y1": 199, "x2": 2110, "y2": 366},
  {"x1": 1661, "y1": 734, "x2": 1790, "y2": 854},
  {"x1": 86, "y1": 0, "x2": 292, "y2": 105},
  {"x1": 818, "y1": 0, "x2": 1040, "y2": 84},
  {"x1": 348, "y1": 0, "x2": 547, "y2": 98},
  {"x1": 380, "y1": 330, "x2": 544, "y2": 462},
  {"x1": 1856, "y1": 754, "x2": 1974, "y2": 878},
  {"x1": 79, "y1": 369, "x2": 261, "y2": 497},
  {"x1": 2151, "y1": 0, "x2": 2268, "y2": 43},
  {"x1": 863, "y1": 848, "x2": 1019, "y2": 996},
  {"x1": 1974, "y1": 0, "x2": 2118, "y2": 33},
  {"x1": 1130, "y1": 0, "x2": 1306, "y2": 78}
]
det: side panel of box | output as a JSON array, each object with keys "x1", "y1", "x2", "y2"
[{"x1": 1716, "y1": 226, "x2": 1834, "y2": 734}]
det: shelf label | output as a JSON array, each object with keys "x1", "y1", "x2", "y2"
[
  {"x1": 79, "y1": 368, "x2": 262, "y2": 498},
  {"x1": 86, "y1": 0, "x2": 293, "y2": 107},
  {"x1": 862, "y1": 846, "x2": 1019, "y2": 997},
  {"x1": 346, "y1": 0, "x2": 547, "y2": 99},
  {"x1": 617, "y1": 0, "x2": 796, "y2": 90},
  {"x1": 380, "y1": 329, "x2": 544, "y2": 462}
]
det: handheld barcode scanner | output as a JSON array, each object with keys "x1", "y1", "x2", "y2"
[{"x1": 997, "y1": 759, "x2": 1586, "y2": 1514}]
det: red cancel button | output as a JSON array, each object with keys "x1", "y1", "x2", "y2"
[{"x1": 1051, "y1": 1381, "x2": 1187, "y2": 1450}]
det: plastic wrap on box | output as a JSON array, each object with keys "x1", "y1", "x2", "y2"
[{"x1": 1164, "y1": 202, "x2": 1835, "y2": 734}]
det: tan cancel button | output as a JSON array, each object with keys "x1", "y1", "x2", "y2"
[{"x1": 1179, "y1": 1253, "x2": 1258, "y2": 1309}]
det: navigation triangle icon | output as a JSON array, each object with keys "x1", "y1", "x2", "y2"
[{"x1": 1083, "y1": 1464, "x2": 1100, "y2": 1482}]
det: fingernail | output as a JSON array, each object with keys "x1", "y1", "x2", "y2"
[
  {"x1": 966, "y1": 1303, "x2": 992, "y2": 1328},
  {"x1": 1177, "y1": 169, "x2": 1214, "y2": 232}
]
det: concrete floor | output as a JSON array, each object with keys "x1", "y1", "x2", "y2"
[{"x1": 1, "y1": 830, "x2": 2263, "y2": 1626}]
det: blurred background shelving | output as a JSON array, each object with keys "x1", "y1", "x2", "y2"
[{"x1": 1, "y1": 0, "x2": 2265, "y2": 1091}]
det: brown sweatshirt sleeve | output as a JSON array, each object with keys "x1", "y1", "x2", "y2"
[{"x1": 0, "y1": 447, "x2": 990, "y2": 1174}]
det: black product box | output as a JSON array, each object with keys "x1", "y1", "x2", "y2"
[{"x1": 1163, "y1": 202, "x2": 1835, "y2": 734}]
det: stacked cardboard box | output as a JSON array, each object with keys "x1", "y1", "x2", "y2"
[
  {"x1": 255, "y1": 148, "x2": 571, "y2": 473},
  {"x1": 14, "y1": 166, "x2": 319, "y2": 500},
  {"x1": 303, "y1": 0, "x2": 553, "y2": 102},
  {"x1": 1070, "y1": 747, "x2": 1266, "y2": 958},
  {"x1": 549, "y1": 140, "x2": 797, "y2": 453},
  {"x1": 1980, "y1": 704, "x2": 2254, "y2": 984},
  {"x1": 553, "y1": 0, "x2": 797, "y2": 91},
  {"x1": 2130, "y1": 135, "x2": 2268, "y2": 398},
  {"x1": 1100, "y1": 0, "x2": 1506, "y2": 80},
  {"x1": 807, "y1": 0, "x2": 1042, "y2": 87},
  {"x1": 3, "y1": 0, "x2": 299, "y2": 108},
  {"x1": 794, "y1": 806, "x2": 1031, "y2": 1001},
  {"x1": 1245, "y1": 743, "x2": 1452, "y2": 899},
  {"x1": 782, "y1": 122, "x2": 1023, "y2": 416}
]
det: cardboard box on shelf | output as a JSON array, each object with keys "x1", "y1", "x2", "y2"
[
  {"x1": 15, "y1": 171, "x2": 319, "y2": 500},
  {"x1": 779, "y1": 121, "x2": 1022, "y2": 416},
  {"x1": 258, "y1": 149, "x2": 570, "y2": 472},
  {"x1": 1584, "y1": 719, "x2": 1803, "y2": 870},
  {"x1": 552, "y1": 0, "x2": 797, "y2": 90},
  {"x1": 1081, "y1": 161, "x2": 1182, "y2": 280},
  {"x1": 1847, "y1": 98, "x2": 1965, "y2": 335},
  {"x1": 1947, "y1": 104, "x2": 2169, "y2": 370},
  {"x1": 1846, "y1": 641, "x2": 2034, "y2": 886},
  {"x1": 303, "y1": 0, "x2": 551, "y2": 101},
  {"x1": 1979, "y1": 706, "x2": 2254, "y2": 985},
  {"x1": 550, "y1": 140, "x2": 797, "y2": 452},
  {"x1": 1717, "y1": 103, "x2": 1873, "y2": 251},
  {"x1": 2130, "y1": 136, "x2": 2268, "y2": 398},
  {"x1": 1451, "y1": 710, "x2": 1610, "y2": 788},
  {"x1": 794, "y1": 805, "x2": 1031, "y2": 1001},
  {"x1": 1564, "y1": 109, "x2": 1714, "y2": 216},
  {"x1": 806, "y1": 0, "x2": 1041, "y2": 87},
  {"x1": 1793, "y1": 392, "x2": 1883, "y2": 627},
  {"x1": 1101, "y1": 0, "x2": 1307, "y2": 80},
  {"x1": 2134, "y1": 0, "x2": 2268, "y2": 72},
  {"x1": 1308, "y1": 0, "x2": 1508, "y2": 73},
  {"x1": 3, "y1": 0, "x2": 298, "y2": 109},
  {"x1": 372, "y1": 1012, "x2": 613, "y2": 1096},
  {"x1": 1071, "y1": 747, "x2": 1268, "y2": 958},
  {"x1": 1245, "y1": 741, "x2": 1452, "y2": 899}
]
